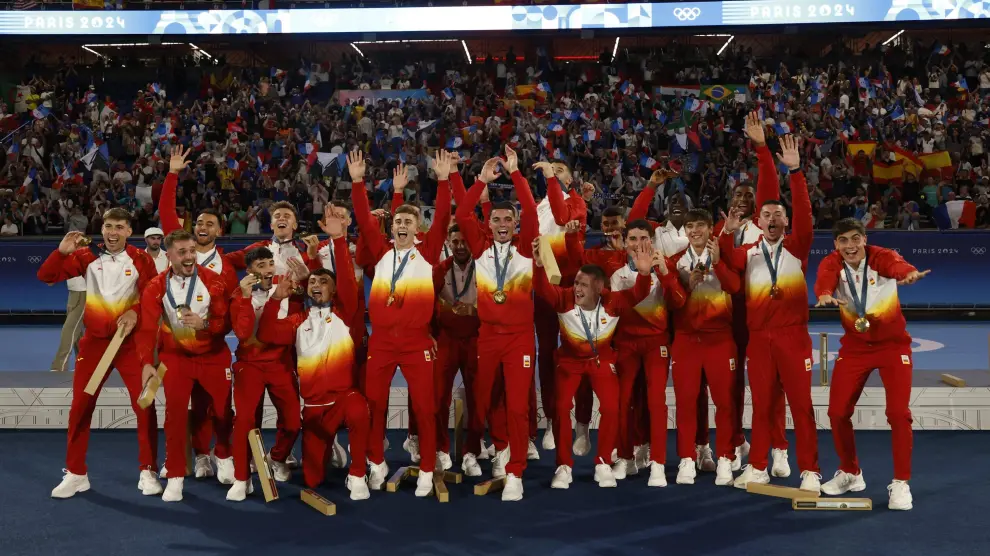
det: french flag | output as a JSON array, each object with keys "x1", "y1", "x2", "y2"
[
  {"x1": 639, "y1": 155, "x2": 659, "y2": 170},
  {"x1": 149, "y1": 83, "x2": 163, "y2": 97},
  {"x1": 551, "y1": 148, "x2": 563, "y2": 160},
  {"x1": 619, "y1": 81, "x2": 633, "y2": 95},
  {"x1": 934, "y1": 200, "x2": 976, "y2": 229},
  {"x1": 537, "y1": 82, "x2": 551, "y2": 94},
  {"x1": 32, "y1": 106, "x2": 50, "y2": 120},
  {"x1": 446, "y1": 136, "x2": 463, "y2": 149},
  {"x1": 583, "y1": 130, "x2": 600, "y2": 141},
  {"x1": 442, "y1": 88, "x2": 455, "y2": 100},
  {"x1": 684, "y1": 98, "x2": 703, "y2": 113},
  {"x1": 548, "y1": 122, "x2": 564, "y2": 133},
  {"x1": 952, "y1": 77, "x2": 969, "y2": 90},
  {"x1": 773, "y1": 122, "x2": 791, "y2": 135},
  {"x1": 934, "y1": 42, "x2": 950, "y2": 56},
  {"x1": 298, "y1": 142, "x2": 319, "y2": 168}
]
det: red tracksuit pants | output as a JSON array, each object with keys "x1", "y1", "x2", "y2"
[
  {"x1": 161, "y1": 350, "x2": 234, "y2": 476},
  {"x1": 828, "y1": 344, "x2": 913, "y2": 481},
  {"x1": 673, "y1": 332, "x2": 738, "y2": 461},
  {"x1": 66, "y1": 333, "x2": 159, "y2": 475},
  {"x1": 747, "y1": 326, "x2": 819, "y2": 473},
  {"x1": 695, "y1": 329, "x2": 789, "y2": 451},
  {"x1": 231, "y1": 361, "x2": 302, "y2": 482},
  {"x1": 535, "y1": 299, "x2": 593, "y2": 432},
  {"x1": 302, "y1": 390, "x2": 371, "y2": 487},
  {"x1": 434, "y1": 332, "x2": 484, "y2": 458},
  {"x1": 365, "y1": 333, "x2": 437, "y2": 473},
  {"x1": 614, "y1": 336, "x2": 668, "y2": 463},
  {"x1": 472, "y1": 331, "x2": 535, "y2": 477},
  {"x1": 554, "y1": 357, "x2": 620, "y2": 468}
]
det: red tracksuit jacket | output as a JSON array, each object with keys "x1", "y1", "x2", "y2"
[
  {"x1": 538, "y1": 177, "x2": 587, "y2": 284},
  {"x1": 433, "y1": 256, "x2": 481, "y2": 339},
  {"x1": 669, "y1": 247, "x2": 742, "y2": 334}
]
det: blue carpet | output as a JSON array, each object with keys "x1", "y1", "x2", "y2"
[{"x1": 1, "y1": 430, "x2": 987, "y2": 555}]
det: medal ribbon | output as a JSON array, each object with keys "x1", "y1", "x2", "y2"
[
  {"x1": 761, "y1": 240, "x2": 783, "y2": 293},
  {"x1": 165, "y1": 266, "x2": 199, "y2": 312},
  {"x1": 492, "y1": 242, "x2": 511, "y2": 293},
  {"x1": 201, "y1": 249, "x2": 218, "y2": 268},
  {"x1": 842, "y1": 253, "x2": 870, "y2": 321},
  {"x1": 451, "y1": 261, "x2": 475, "y2": 301},
  {"x1": 578, "y1": 303, "x2": 601, "y2": 358},
  {"x1": 688, "y1": 248, "x2": 712, "y2": 272},
  {"x1": 390, "y1": 248, "x2": 413, "y2": 297}
]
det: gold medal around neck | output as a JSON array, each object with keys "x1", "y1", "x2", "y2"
[
  {"x1": 175, "y1": 304, "x2": 190, "y2": 317},
  {"x1": 493, "y1": 290, "x2": 507, "y2": 304},
  {"x1": 854, "y1": 317, "x2": 870, "y2": 334},
  {"x1": 770, "y1": 285, "x2": 781, "y2": 299},
  {"x1": 387, "y1": 294, "x2": 396, "y2": 307}
]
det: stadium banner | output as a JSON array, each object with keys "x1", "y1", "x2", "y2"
[
  {"x1": 337, "y1": 89, "x2": 430, "y2": 106},
  {"x1": 2, "y1": 230, "x2": 989, "y2": 312},
  {"x1": 0, "y1": 2, "x2": 984, "y2": 36}
]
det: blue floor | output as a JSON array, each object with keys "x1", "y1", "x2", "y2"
[{"x1": 2, "y1": 429, "x2": 987, "y2": 555}]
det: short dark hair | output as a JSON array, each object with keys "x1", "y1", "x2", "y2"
[
  {"x1": 490, "y1": 201, "x2": 517, "y2": 217},
  {"x1": 244, "y1": 247, "x2": 274, "y2": 268},
  {"x1": 602, "y1": 206, "x2": 625, "y2": 219},
  {"x1": 165, "y1": 229, "x2": 195, "y2": 249},
  {"x1": 271, "y1": 201, "x2": 297, "y2": 217},
  {"x1": 684, "y1": 208, "x2": 713, "y2": 226},
  {"x1": 103, "y1": 207, "x2": 132, "y2": 225},
  {"x1": 395, "y1": 204, "x2": 421, "y2": 219},
  {"x1": 578, "y1": 264, "x2": 606, "y2": 283},
  {"x1": 761, "y1": 200, "x2": 785, "y2": 209},
  {"x1": 197, "y1": 208, "x2": 222, "y2": 224},
  {"x1": 448, "y1": 223, "x2": 461, "y2": 236},
  {"x1": 623, "y1": 219, "x2": 655, "y2": 239},
  {"x1": 832, "y1": 217, "x2": 866, "y2": 240},
  {"x1": 732, "y1": 182, "x2": 755, "y2": 192},
  {"x1": 331, "y1": 200, "x2": 353, "y2": 213},
  {"x1": 310, "y1": 267, "x2": 337, "y2": 282}
]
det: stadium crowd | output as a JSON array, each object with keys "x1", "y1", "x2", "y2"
[{"x1": 3, "y1": 35, "x2": 990, "y2": 238}]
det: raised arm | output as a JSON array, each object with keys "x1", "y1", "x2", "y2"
[
  {"x1": 628, "y1": 170, "x2": 669, "y2": 221},
  {"x1": 783, "y1": 159, "x2": 813, "y2": 260},
  {"x1": 422, "y1": 171, "x2": 452, "y2": 265},
  {"x1": 347, "y1": 151, "x2": 389, "y2": 260},
  {"x1": 538, "y1": 163, "x2": 571, "y2": 227},
  {"x1": 331, "y1": 236, "x2": 359, "y2": 324},
  {"x1": 511, "y1": 156, "x2": 539, "y2": 258},
  {"x1": 745, "y1": 110, "x2": 781, "y2": 206},
  {"x1": 161, "y1": 144, "x2": 193, "y2": 235},
  {"x1": 37, "y1": 234, "x2": 93, "y2": 283},
  {"x1": 257, "y1": 297, "x2": 303, "y2": 346},
  {"x1": 717, "y1": 214, "x2": 751, "y2": 272},
  {"x1": 606, "y1": 271, "x2": 652, "y2": 312},
  {"x1": 455, "y1": 178, "x2": 493, "y2": 259},
  {"x1": 656, "y1": 256, "x2": 688, "y2": 310}
]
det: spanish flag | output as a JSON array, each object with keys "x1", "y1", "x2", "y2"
[
  {"x1": 703, "y1": 85, "x2": 732, "y2": 102},
  {"x1": 514, "y1": 85, "x2": 547, "y2": 101},
  {"x1": 872, "y1": 161, "x2": 904, "y2": 185},
  {"x1": 888, "y1": 145, "x2": 924, "y2": 178},
  {"x1": 919, "y1": 151, "x2": 953, "y2": 181},
  {"x1": 846, "y1": 140, "x2": 876, "y2": 159}
]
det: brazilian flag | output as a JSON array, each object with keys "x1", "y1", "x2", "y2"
[{"x1": 703, "y1": 85, "x2": 732, "y2": 101}]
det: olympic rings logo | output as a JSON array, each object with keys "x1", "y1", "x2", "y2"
[
  {"x1": 672, "y1": 7, "x2": 702, "y2": 21},
  {"x1": 28, "y1": 256, "x2": 42, "y2": 263},
  {"x1": 972, "y1": 247, "x2": 987, "y2": 255}
]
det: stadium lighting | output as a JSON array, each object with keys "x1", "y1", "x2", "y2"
[
  {"x1": 462, "y1": 40, "x2": 472, "y2": 65},
  {"x1": 717, "y1": 35, "x2": 734, "y2": 56},
  {"x1": 883, "y1": 29, "x2": 905, "y2": 46},
  {"x1": 83, "y1": 42, "x2": 205, "y2": 59},
  {"x1": 81, "y1": 46, "x2": 105, "y2": 59},
  {"x1": 694, "y1": 34, "x2": 732, "y2": 37},
  {"x1": 351, "y1": 39, "x2": 459, "y2": 44},
  {"x1": 612, "y1": 37, "x2": 620, "y2": 59},
  {"x1": 350, "y1": 43, "x2": 366, "y2": 58},
  {"x1": 188, "y1": 43, "x2": 213, "y2": 60}
]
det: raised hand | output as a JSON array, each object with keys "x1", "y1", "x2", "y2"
[
  {"x1": 707, "y1": 238, "x2": 720, "y2": 265},
  {"x1": 564, "y1": 219, "x2": 582, "y2": 234},
  {"x1": 432, "y1": 150, "x2": 451, "y2": 181},
  {"x1": 532, "y1": 161, "x2": 554, "y2": 177},
  {"x1": 322, "y1": 207, "x2": 346, "y2": 239},
  {"x1": 272, "y1": 274, "x2": 295, "y2": 300},
  {"x1": 776, "y1": 134, "x2": 801, "y2": 170},
  {"x1": 651, "y1": 248, "x2": 669, "y2": 275},
  {"x1": 721, "y1": 207, "x2": 744, "y2": 235},
  {"x1": 58, "y1": 231, "x2": 87, "y2": 255},
  {"x1": 504, "y1": 145, "x2": 519, "y2": 173},
  {"x1": 239, "y1": 273, "x2": 259, "y2": 298},
  {"x1": 744, "y1": 110, "x2": 766, "y2": 146},
  {"x1": 286, "y1": 258, "x2": 310, "y2": 283},
  {"x1": 393, "y1": 163, "x2": 410, "y2": 191},
  {"x1": 532, "y1": 237, "x2": 544, "y2": 267},
  {"x1": 480, "y1": 157, "x2": 502, "y2": 184},
  {"x1": 633, "y1": 243, "x2": 655, "y2": 275},
  {"x1": 346, "y1": 151, "x2": 366, "y2": 182},
  {"x1": 301, "y1": 234, "x2": 320, "y2": 258},
  {"x1": 169, "y1": 144, "x2": 191, "y2": 174}
]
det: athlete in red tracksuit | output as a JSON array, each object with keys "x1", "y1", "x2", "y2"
[
  {"x1": 257, "y1": 218, "x2": 373, "y2": 502},
  {"x1": 814, "y1": 219, "x2": 928, "y2": 510},
  {"x1": 454, "y1": 147, "x2": 539, "y2": 501},
  {"x1": 533, "y1": 234, "x2": 653, "y2": 489},
  {"x1": 535, "y1": 161, "x2": 594, "y2": 454},
  {"x1": 40, "y1": 218, "x2": 161, "y2": 499},
  {"x1": 136, "y1": 230, "x2": 234, "y2": 502},
  {"x1": 225, "y1": 247, "x2": 304, "y2": 502},
  {"x1": 348, "y1": 151, "x2": 451, "y2": 496},
  {"x1": 668, "y1": 209, "x2": 741, "y2": 487},
  {"x1": 718, "y1": 135, "x2": 821, "y2": 492},
  {"x1": 702, "y1": 113, "x2": 789, "y2": 474}
]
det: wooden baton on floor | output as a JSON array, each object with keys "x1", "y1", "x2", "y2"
[
  {"x1": 83, "y1": 327, "x2": 127, "y2": 395},
  {"x1": 792, "y1": 498, "x2": 872, "y2": 511},
  {"x1": 136, "y1": 364, "x2": 167, "y2": 409},
  {"x1": 819, "y1": 332, "x2": 829, "y2": 387},
  {"x1": 301, "y1": 489, "x2": 336, "y2": 515},
  {"x1": 539, "y1": 236, "x2": 562, "y2": 285},
  {"x1": 249, "y1": 429, "x2": 279, "y2": 502}
]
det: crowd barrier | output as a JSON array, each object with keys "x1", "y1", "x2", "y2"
[{"x1": 1, "y1": 230, "x2": 987, "y2": 312}]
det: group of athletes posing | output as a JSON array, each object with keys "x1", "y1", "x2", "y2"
[{"x1": 38, "y1": 112, "x2": 928, "y2": 510}]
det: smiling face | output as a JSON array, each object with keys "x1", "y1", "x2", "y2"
[
  {"x1": 448, "y1": 230, "x2": 471, "y2": 265},
  {"x1": 271, "y1": 208, "x2": 298, "y2": 240},
  {"x1": 168, "y1": 238, "x2": 198, "y2": 278},
  {"x1": 248, "y1": 257, "x2": 276, "y2": 290},
  {"x1": 101, "y1": 218, "x2": 132, "y2": 254},
  {"x1": 601, "y1": 214, "x2": 625, "y2": 239},
  {"x1": 489, "y1": 208, "x2": 517, "y2": 244},
  {"x1": 685, "y1": 220, "x2": 711, "y2": 250},
  {"x1": 307, "y1": 272, "x2": 336, "y2": 304},
  {"x1": 624, "y1": 227, "x2": 651, "y2": 258},
  {"x1": 194, "y1": 213, "x2": 221, "y2": 248},
  {"x1": 667, "y1": 195, "x2": 687, "y2": 229},
  {"x1": 731, "y1": 185, "x2": 756, "y2": 218},
  {"x1": 392, "y1": 210, "x2": 419, "y2": 250},
  {"x1": 834, "y1": 229, "x2": 866, "y2": 266},
  {"x1": 759, "y1": 202, "x2": 788, "y2": 242},
  {"x1": 573, "y1": 271, "x2": 604, "y2": 310}
]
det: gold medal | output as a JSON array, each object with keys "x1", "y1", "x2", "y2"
[
  {"x1": 175, "y1": 304, "x2": 190, "y2": 318},
  {"x1": 854, "y1": 317, "x2": 870, "y2": 333},
  {"x1": 770, "y1": 285, "x2": 781, "y2": 299},
  {"x1": 78, "y1": 236, "x2": 92, "y2": 246},
  {"x1": 493, "y1": 290, "x2": 507, "y2": 304},
  {"x1": 387, "y1": 294, "x2": 396, "y2": 307}
]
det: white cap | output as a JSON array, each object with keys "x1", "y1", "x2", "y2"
[{"x1": 144, "y1": 227, "x2": 164, "y2": 238}]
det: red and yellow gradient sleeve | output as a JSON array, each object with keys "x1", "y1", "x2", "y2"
[
  {"x1": 257, "y1": 297, "x2": 305, "y2": 346},
  {"x1": 159, "y1": 172, "x2": 182, "y2": 235},
  {"x1": 456, "y1": 179, "x2": 494, "y2": 259}
]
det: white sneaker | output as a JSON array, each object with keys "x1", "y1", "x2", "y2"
[
  {"x1": 368, "y1": 461, "x2": 389, "y2": 490},
  {"x1": 822, "y1": 470, "x2": 866, "y2": 495},
  {"x1": 160, "y1": 466, "x2": 169, "y2": 479},
  {"x1": 51, "y1": 470, "x2": 90, "y2": 499},
  {"x1": 573, "y1": 423, "x2": 591, "y2": 456},
  {"x1": 477, "y1": 439, "x2": 490, "y2": 460},
  {"x1": 737, "y1": 439, "x2": 751, "y2": 459},
  {"x1": 634, "y1": 444, "x2": 651, "y2": 470},
  {"x1": 594, "y1": 463, "x2": 617, "y2": 488},
  {"x1": 676, "y1": 458, "x2": 697, "y2": 485},
  {"x1": 501, "y1": 473, "x2": 524, "y2": 501},
  {"x1": 347, "y1": 475, "x2": 371, "y2": 501},
  {"x1": 268, "y1": 453, "x2": 291, "y2": 482},
  {"x1": 194, "y1": 454, "x2": 214, "y2": 479},
  {"x1": 800, "y1": 471, "x2": 822, "y2": 494},
  {"x1": 138, "y1": 470, "x2": 163, "y2": 496},
  {"x1": 731, "y1": 446, "x2": 743, "y2": 471},
  {"x1": 715, "y1": 457, "x2": 734, "y2": 486},
  {"x1": 330, "y1": 437, "x2": 347, "y2": 468},
  {"x1": 486, "y1": 443, "x2": 496, "y2": 459},
  {"x1": 551, "y1": 465, "x2": 573, "y2": 489},
  {"x1": 226, "y1": 479, "x2": 254, "y2": 502},
  {"x1": 648, "y1": 462, "x2": 667, "y2": 487},
  {"x1": 888, "y1": 480, "x2": 913, "y2": 510},
  {"x1": 162, "y1": 477, "x2": 184, "y2": 502},
  {"x1": 437, "y1": 451, "x2": 453, "y2": 471},
  {"x1": 286, "y1": 450, "x2": 300, "y2": 469},
  {"x1": 771, "y1": 448, "x2": 791, "y2": 478},
  {"x1": 542, "y1": 423, "x2": 556, "y2": 450},
  {"x1": 461, "y1": 453, "x2": 482, "y2": 477},
  {"x1": 612, "y1": 458, "x2": 637, "y2": 480},
  {"x1": 527, "y1": 439, "x2": 540, "y2": 460},
  {"x1": 492, "y1": 447, "x2": 509, "y2": 479},
  {"x1": 403, "y1": 435, "x2": 421, "y2": 464},
  {"x1": 696, "y1": 444, "x2": 717, "y2": 472},
  {"x1": 215, "y1": 456, "x2": 235, "y2": 485},
  {"x1": 733, "y1": 465, "x2": 770, "y2": 489}
]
